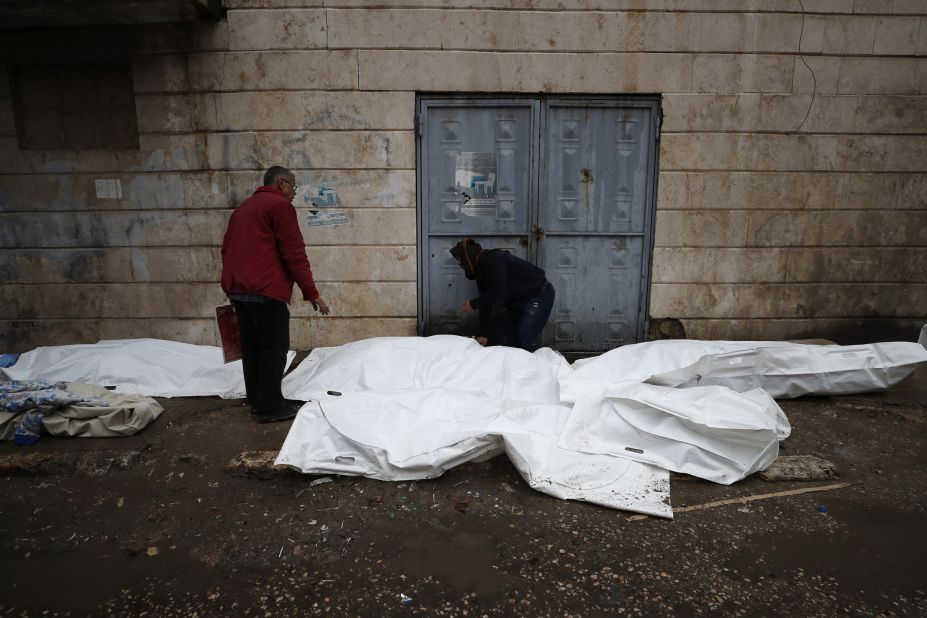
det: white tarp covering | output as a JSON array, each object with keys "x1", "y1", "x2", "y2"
[
  {"x1": 560, "y1": 384, "x2": 790, "y2": 485},
  {"x1": 559, "y1": 339, "x2": 806, "y2": 402},
  {"x1": 278, "y1": 336, "x2": 672, "y2": 517},
  {"x1": 276, "y1": 336, "x2": 926, "y2": 517},
  {"x1": 282, "y1": 335, "x2": 561, "y2": 403},
  {"x1": 646, "y1": 342, "x2": 927, "y2": 398},
  {"x1": 0, "y1": 339, "x2": 295, "y2": 398},
  {"x1": 276, "y1": 395, "x2": 673, "y2": 518}
]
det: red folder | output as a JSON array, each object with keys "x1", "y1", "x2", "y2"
[{"x1": 216, "y1": 304, "x2": 242, "y2": 363}]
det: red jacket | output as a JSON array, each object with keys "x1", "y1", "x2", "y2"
[{"x1": 221, "y1": 186, "x2": 320, "y2": 303}]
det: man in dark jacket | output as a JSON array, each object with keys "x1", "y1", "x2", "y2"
[
  {"x1": 450, "y1": 238, "x2": 555, "y2": 352},
  {"x1": 221, "y1": 166, "x2": 330, "y2": 423}
]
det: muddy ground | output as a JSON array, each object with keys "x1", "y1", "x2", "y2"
[{"x1": 0, "y1": 367, "x2": 925, "y2": 617}]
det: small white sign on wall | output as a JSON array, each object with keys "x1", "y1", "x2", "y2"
[
  {"x1": 305, "y1": 186, "x2": 350, "y2": 227},
  {"x1": 95, "y1": 179, "x2": 122, "y2": 199}
]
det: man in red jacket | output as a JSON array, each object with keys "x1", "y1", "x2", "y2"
[{"x1": 221, "y1": 166, "x2": 330, "y2": 423}]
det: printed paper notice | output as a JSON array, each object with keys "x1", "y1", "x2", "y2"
[
  {"x1": 455, "y1": 152, "x2": 497, "y2": 216},
  {"x1": 304, "y1": 186, "x2": 350, "y2": 227},
  {"x1": 307, "y1": 210, "x2": 350, "y2": 227}
]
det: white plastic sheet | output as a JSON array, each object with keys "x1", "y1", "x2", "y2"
[
  {"x1": 276, "y1": 395, "x2": 673, "y2": 518},
  {"x1": 488, "y1": 403, "x2": 670, "y2": 515},
  {"x1": 646, "y1": 342, "x2": 927, "y2": 398},
  {"x1": 559, "y1": 384, "x2": 790, "y2": 484},
  {"x1": 282, "y1": 335, "x2": 562, "y2": 404},
  {"x1": 0, "y1": 339, "x2": 295, "y2": 398},
  {"x1": 276, "y1": 336, "x2": 673, "y2": 517},
  {"x1": 559, "y1": 339, "x2": 805, "y2": 402},
  {"x1": 276, "y1": 335, "x2": 927, "y2": 516},
  {"x1": 276, "y1": 395, "x2": 504, "y2": 481}
]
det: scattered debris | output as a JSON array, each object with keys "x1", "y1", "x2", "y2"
[
  {"x1": 173, "y1": 453, "x2": 208, "y2": 467},
  {"x1": 599, "y1": 583, "x2": 624, "y2": 606},
  {"x1": 817, "y1": 505, "x2": 829, "y2": 514},
  {"x1": 225, "y1": 451, "x2": 288, "y2": 479},
  {"x1": 400, "y1": 593, "x2": 413, "y2": 606},
  {"x1": 146, "y1": 546, "x2": 159, "y2": 557},
  {"x1": 309, "y1": 477, "x2": 333, "y2": 487},
  {"x1": 111, "y1": 450, "x2": 142, "y2": 470},
  {"x1": 454, "y1": 497, "x2": 469, "y2": 513},
  {"x1": 0, "y1": 449, "x2": 143, "y2": 478},
  {"x1": 0, "y1": 452, "x2": 69, "y2": 476},
  {"x1": 77, "y1": 451, "x2": 142, "y2": 477},
  {"x1": 758, "y1": 455, "x2": 839, "y2": 482}
]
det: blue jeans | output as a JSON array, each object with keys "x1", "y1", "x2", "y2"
[{"x1": 497, "y1": 282, "x2": 555, "y2": 352}]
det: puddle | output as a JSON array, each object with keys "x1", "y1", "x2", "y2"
[
  {"x1": 0, "y1": 541, "x2": 220, "y2": 613},
  {"x1": 726, "y1": 497, "x2": 927, "y2": 602},
  {"x1": 395, "y1": 528, "x2": 511, "y2": 601}
]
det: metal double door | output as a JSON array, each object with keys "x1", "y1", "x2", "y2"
[{"x1": 417, "y1": 96, "x2": 660, "y2": 353}]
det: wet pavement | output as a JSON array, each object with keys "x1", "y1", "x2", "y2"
[{"x1": 0, "y1": 366, "x2": 925, "y2": 616}]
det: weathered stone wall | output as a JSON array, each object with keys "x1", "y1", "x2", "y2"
[{"x1": 0, "y1": 0, "x2": 925, "y2": 352}]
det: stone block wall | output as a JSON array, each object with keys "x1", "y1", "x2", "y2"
[{"x1": 0, "y1": 0, "x2": 925, "y2": 351}]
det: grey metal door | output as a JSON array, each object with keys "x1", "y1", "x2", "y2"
[
  {"x1": 537, "y1": 99, "x2": 659, "y2": 351},
  {"x1": 417, "y1": 96, "x2": 659, "y2": 352},
  {"x1": 417, "y1": 99, "x2": 538, "y2": 337}
]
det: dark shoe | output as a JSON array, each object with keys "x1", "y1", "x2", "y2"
[
  {"x1": 254, "y1": 401, "x2": 302, "y2": 424},
  {"x1": 252, "y1": 399, "x2": 303, "y2": 416}
]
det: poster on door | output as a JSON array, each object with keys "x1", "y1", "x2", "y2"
[{"x1": 455, "y1": 152, "x2": 497, "y2": 216}]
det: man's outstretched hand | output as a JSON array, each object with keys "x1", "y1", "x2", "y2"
[{"x1": 311, "y1": 297, "x2": 330, "y2": 315}]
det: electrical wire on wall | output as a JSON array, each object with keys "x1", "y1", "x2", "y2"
[{"x1": 793, "y1": 0, "x2": 817, "y2": 133}]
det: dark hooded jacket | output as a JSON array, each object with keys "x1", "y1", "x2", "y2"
[{"x1": 450, "y1": 239, "x2": 547, "y2": 340}]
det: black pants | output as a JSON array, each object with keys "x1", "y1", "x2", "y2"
[{"x1": 232, "y1": 299, "x2": 289, "y2": 414}]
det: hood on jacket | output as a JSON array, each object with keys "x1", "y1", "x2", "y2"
[{"x1": 449, "y1": 238, "x2": 483, "y2": 280}]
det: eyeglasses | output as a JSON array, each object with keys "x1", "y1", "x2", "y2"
[{"x1": 282, "y1": 179, "x2": 298, "y2": 191}]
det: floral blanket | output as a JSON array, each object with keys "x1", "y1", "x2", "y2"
[{"x1": 0, "y1": 381, "x2": 112, "y2": 445}]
